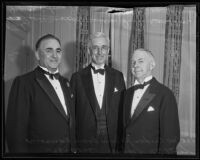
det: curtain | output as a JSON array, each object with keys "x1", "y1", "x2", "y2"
[
  {"x1": 179, "y1": 5, "x2": 196, "y2": 138},
  {"x1": 175, "y1": 6, "x2": 196, "y2": 155},
  {"x1": 111, "y1": 11, "x2": 133, "y2": 86},
  {"x1": 127, "y1": 8, "x2": 145, "y2": 88},
  {"x1": 163, "y1": 5, "x2": 184, "y2": 103},
  {"x1": 144, "y1": 7, "x2": 167, "y2": 83},
  {"x1": 76, "y1": 6, "x2": 90, "y2": 71}
]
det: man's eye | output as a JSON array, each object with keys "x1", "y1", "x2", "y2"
[
  {"x1": 46, "y1": 49, "x2": 52, "y2": 53},
  {"x1": 92, "y1": 46, "x2": 98, "y2": 50},
  {"x1": 102, "y1": 46, "x2": 108, "y2": 50}
]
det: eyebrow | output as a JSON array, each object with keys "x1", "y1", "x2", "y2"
[
  {"x1": 133, "y1": 57, "x2": 144, "y2": 61},
  {"x1": 45, "y1": 47, "x2": 61, "y2": 50}
]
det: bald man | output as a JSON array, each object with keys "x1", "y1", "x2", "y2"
[{"x1": 122, "y1": 48, "x2": 180, "y2": 154}]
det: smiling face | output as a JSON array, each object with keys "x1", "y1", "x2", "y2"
[
  {"x1": 132, "y1": 49, "x2": 155, "y2": 83},
  {"x1": 35, "y1": 38, "x2": 62, "y2": 73},
  {"x1": 90, "y1": 36, "x2": 109, "y2": 67}
]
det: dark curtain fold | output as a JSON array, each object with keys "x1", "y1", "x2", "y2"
[
  {"x1": 163, "y1": 5, "x2": 184, "y2": 104},
  {"x1": 76, "y1": 7, "x2": 90, "y2": 71},
  {"x1": 127, "y1": 8, "x2": 145, "y2": 88}
]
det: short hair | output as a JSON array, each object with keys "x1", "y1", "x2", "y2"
[
  {"x1": 133, "y1": 48, "x2": 156, "y2": 66},
  {"x1": 88, "y1": 32, "x2": 110, "y2": 48},
  {"x1": 35, "y1": 34, "x2": 61, "y2": 51}
]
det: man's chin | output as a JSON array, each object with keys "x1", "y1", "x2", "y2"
[{"x1": 48, "y1": 65, "x2": 59, "y2": 71}]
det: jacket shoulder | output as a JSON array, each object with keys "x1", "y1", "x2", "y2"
[
  {"x1": 14, "y1": 70, "x2": 35, "y2": 81},
  {"x1": 71, "y1": 66, "x2": 90, "y2": 77},
  {"x1": 152, "y1": 79, "x2": 174, "y2": 96}
]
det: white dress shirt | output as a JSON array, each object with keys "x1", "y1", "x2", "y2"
[
  {"x1": 91, "y1": 63, "x2": 105, "y2": 109},
  {"x1": 130, "y1": 75, "x2": 153, "y2": 117},
  {"x1": 39, "y1": 66, "x2": 68, "y2": 115}
]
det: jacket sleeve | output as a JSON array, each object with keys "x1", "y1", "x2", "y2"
[
  {"x1": 158, "y1": 89, "x2": 180, "y2": 154},
  {"x1": 6, "y1": 77, "x2": 31, "y2": 153}
]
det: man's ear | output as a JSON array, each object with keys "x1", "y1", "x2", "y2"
[
  {"x1": 35, "y1": 51, "x2": 40, "y2": 60},
  {"x1": 150, "y1": 61, "x2": 156, "y2": 70}
]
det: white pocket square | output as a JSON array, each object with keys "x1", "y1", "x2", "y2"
[
  {"x1": 147, "y1": 106, "x2": 155, "y2": 112},
  {"x1": 114, "y1": 87, "x2": 118, "y2": 92}
]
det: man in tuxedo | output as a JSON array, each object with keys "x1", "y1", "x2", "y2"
[
  {"x1": 123, "y1": 48, "x2": 180, "y2": 154},
  {"x1": 70, "y1": 32, "x2": 125, "y2": 153},
  {"x1": 6, "y1": 34, "x2": 76, "y2": 153}
]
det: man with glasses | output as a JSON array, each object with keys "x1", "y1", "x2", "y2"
[
  {"x1": 6, "y1": 34, "x2": 76, "y2": 153},
  {"x1": 70, "y1": 32, "x2": 126, "y2": 153}
]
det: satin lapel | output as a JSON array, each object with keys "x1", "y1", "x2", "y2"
[
  {"x1": 82, "y1": 66, "x2": 99, "y2": 114},
  {"x1": 124, "y1": 87, "x2": 135, "y2": 126},
  {"x1": 104, "y1": 68, "x2": 114, "y2": 115},
  {"x1": 35, "y1": 69, "x2": 69, "y2": 121},
  {"x1": 59, "y1": 77, "x2": 72, "y2": 118},
  {"x1": 131, "y1": 87, "x2": 156, "y2": 122}
]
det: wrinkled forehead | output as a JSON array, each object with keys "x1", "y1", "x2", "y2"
[
  {"x1": 91, "y1": 37, "x2": 109, "y2": 46},
  {"x1": 132, "y1": 50, "x2": 150, "y2": 60},
  {"x1": 40, "y1": 38, "x2": 61, "y2": 49}
]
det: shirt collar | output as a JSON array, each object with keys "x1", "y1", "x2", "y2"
[
  {"x1": 134, "y1": 75, "x2": 153, "y2": 85},
  {"x1": 39, "y1": 65, "x2": 59, "y2": 74},
  {"x1": 91, "y1": 63, "x2": 105, "y2": 70}
]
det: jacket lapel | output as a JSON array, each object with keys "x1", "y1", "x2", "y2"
[
  {"x1": 104, "y1": 67, "x2": 114, "y2": 115},
  {"x1": 82, "y1": 66, "x2": 99, "y2": 114},
  {"x1": 124, "y1": 87, "x2": 135, "y2": 126},
  {"x1": 35, "y1": 67, "x2": 69, "y2": 121},
  {"x1": 131, "y1": 85, "x2": 156, "y2": 123},
  {"x1": 59, "y1": 77, "x2": 72, "y2": 117}
]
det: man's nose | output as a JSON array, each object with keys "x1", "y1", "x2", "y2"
[
  {"x1": 97, "y1": 48, "x2": 104, "y2": 55},
  {"x1": 134, "y1": 62, "x2": 139, "y2": 68},
  {"x1": 52, "y1": 50, "x2": 57, "y2": 57}
]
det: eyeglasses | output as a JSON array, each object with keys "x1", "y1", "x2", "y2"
[{"x1": 91, "y1": 45, "x2": 109, "y2": 54}]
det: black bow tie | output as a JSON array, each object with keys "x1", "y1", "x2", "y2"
[
  {"x1": 91, "y1": 65, "x2": 105, "y2": 75},
  {"x1": 46, "y1": 72, "x2": 60, "y2": 80},
  {"x1": 39, "y1": 67, "x2": 60, "y2": 80},
  {"x1": 134, "y1": 80, "x2": 152, "y2": 90}
]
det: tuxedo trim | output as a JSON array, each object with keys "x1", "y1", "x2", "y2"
[
  {"x1": 35, "y1": 67, "x2": 69, "y2": 121},
  {"x1": 82, "y1": 66, "x2": 100, "y2": 117},
  {"x1": 81, "y1": 65, "x2": 115, "y2": 117},
  {"x1": 104, "y1": 67, "x2": 115, "y2": 115},
  {"x1": 131, "y1": 87, "x2": 156, "y2": 123}
]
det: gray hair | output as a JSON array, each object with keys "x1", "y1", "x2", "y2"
[
  {"x1": 133, "y1": 48, "x2": 156, "y2": 67},
  {"x1": 88, "y1": 32, "x2": 110, "y2": 48}
]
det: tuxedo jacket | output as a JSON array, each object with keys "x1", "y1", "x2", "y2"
[
  {"x1": 123, "y1": 77, "x2": 180, "y2": 154},
  {"x1": 70, "y1": 65, "x2": 125, "y2": 153},
  {"x1": 6, "y1": 66, "x2": 76, "y2": 153}
]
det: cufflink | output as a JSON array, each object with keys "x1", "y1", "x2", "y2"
[
  {"x1": 147, "y1": 106, "x2": 155, "y2": 112},
  {"x1": 114, "y1": 87, "x2": 118, "y2": 92}
]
